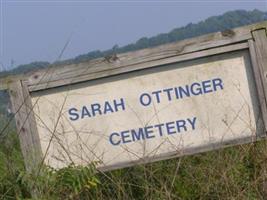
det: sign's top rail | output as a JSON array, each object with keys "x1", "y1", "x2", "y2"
[
  {"x1": 1, "y1": 21, "x2": 267, "y2": 92},
  {"x1": 0, "y1": 75, "x2": 23, "y2": 91}
]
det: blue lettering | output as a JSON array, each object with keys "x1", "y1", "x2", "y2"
[
  {"x1": 114, "y1": 98, "x2": 125, "y2": 111},
  {"x1": 213, "y1": 78, "x2": 224, "y2": 91},
  {"x1": 131, "y1": 128, "x2": 145, "y2": 141},
  {"x1": 91, "y1": 103, "x2": 102, "y2": 116},
  {"x1": 69, "y1": 108, "x2": 79, "y2": 121},
  {"x1": 176, "y1": 120, "x2": 187, "y2": 132},
  {"x1": 202, "y1": 80, "x2": 212, "y2": 93},
  {"x1": 187, "y1": 117, "x2": 197, "y2": 130},
  {"x1": 121, "y1": 130, "x2": 131, "y2": 144},
  {"x1": 154, "y1": 123, "x2": 164, "y2": 136},
  {"x1": 109, "y1": 117, "x2": 198, "y2": 146},
  {"x1": 152, "y1": 90, "x2": 162, "y2": 103},
  {"x1": 191, "y1": 82, "x2": 202, "y2": 95},
  {"x1": 144, "y1": 126, "x2": 155, "y2": 139},
  {"x1": 174, "y1": 87, "x2": 180, "y2": 99},
  {"x1": 81, "y1": 106, "x2": 91, "y2": 119},
  {"x1": 104, "y1": 101, "x2": 114, "y2": 114},
  {"x1": 163, "y1": 88, "x2": 173, "y2": 101},
  {"x1": 178, "y1": 85, "x2": 190, "y2": 98},
  {"x1": 109, "y1": 132, "x2": 121, "y2": 146},
  {"x1": 140, "y1": 93, "x2": 152, "y2": 106},
  {"x1": 166, "y1": 121, "x2": 176, "y2": 135}
]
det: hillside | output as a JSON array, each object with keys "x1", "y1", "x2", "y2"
[{"x1": 0, "y1": 9, "x2": 267, "y2": 78}]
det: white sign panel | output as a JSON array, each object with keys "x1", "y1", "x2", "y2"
[{"x1": 31, "y1": 51, "x2": 263, "y2": 169}]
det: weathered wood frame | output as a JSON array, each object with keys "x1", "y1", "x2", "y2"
[{"x1": 2, "y1": 21, "x2": 267, "y2": 172}]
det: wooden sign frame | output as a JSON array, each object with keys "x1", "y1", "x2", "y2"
[{"x1": 3, "y1": 21, "x2": 267, "y2": 172}]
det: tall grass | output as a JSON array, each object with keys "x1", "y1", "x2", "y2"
[{"x1": 0, "y1": 110, "x2": 267, "y2": 199}]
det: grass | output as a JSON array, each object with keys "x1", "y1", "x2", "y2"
[{"x1": 0, "y1": 110, "x2": 267, "y2": 199}]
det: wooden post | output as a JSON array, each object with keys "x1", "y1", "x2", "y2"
[
  {"x1": 8, "y1": 80, "x2": 42, "y2": 173},
  {"x1": 250, "y1": 27, "x2": 267, "y2": 200},
  {"x1": 249, "y1": 28, "x2": 267, "y2": 136}
]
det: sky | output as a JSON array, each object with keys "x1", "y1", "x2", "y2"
[{"x1": 0, "y1": 0, "x2": 267, "y2": 71}]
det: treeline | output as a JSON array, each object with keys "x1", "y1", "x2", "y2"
[{"x1": 1, "y1": 9, "x2": 267, "y2": 78}]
